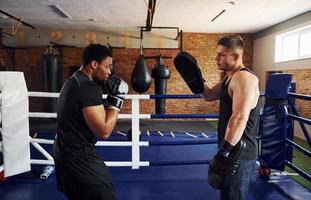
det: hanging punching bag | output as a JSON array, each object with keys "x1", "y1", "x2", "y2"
[
  {"x1": 131, "y1": 55, "x2": 151, "y2": 93},
  {"x1": 0, "y1": 59, "x2": 6, "y2": 71},
  {"x1": 42, "y1": 47, "x2": 60, "y2": 113},
  {"x1": 152, "y1": 56, "x2": 170, "y2": 114}
]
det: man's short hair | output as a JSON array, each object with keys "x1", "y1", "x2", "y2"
[
  {"x1": 82, "y1": 44, "x2": 113, "y2": 67},
  {"x1": 217, "y1": 35, "x2": 244, "y2": 52}
]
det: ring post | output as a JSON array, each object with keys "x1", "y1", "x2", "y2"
[{"x1": 131, "y1": 98, "x2": 140, "y2": 169}]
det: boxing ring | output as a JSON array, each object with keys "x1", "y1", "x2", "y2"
[
  {"x1": 0, "y1": 72, "x2": 310, "y2": 200},
  {"x1": 27, "y1": 92, "x2": 219, "y2": 169}
]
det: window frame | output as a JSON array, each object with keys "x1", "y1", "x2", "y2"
[{"x1": 275, "y1": 24, "x2": 311, "y2": 63}]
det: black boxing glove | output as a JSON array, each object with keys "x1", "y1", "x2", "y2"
[
  {"x1": 208, "y1": 139, "x2": 246, "y2": 189},
  {"x1": 103, "y1": 76, "x2": 128, "y2": 111}
]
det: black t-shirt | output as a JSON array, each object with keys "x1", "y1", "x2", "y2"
[
  {"x1": 53, "y1": 71, "x2": 103, "y2": 157},
  {"x1": 217, "y1": 68, "x2": 260, "y2": 160}
]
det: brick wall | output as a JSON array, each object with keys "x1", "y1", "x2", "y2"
[
  {"x1": 0, "y1": 47, "x2": 47, "y2": 111},
  {"x1": 271, "y1": 69, "x2": 311, "y2": 118},
  {"x1": 0, "y1": 49, "x2": 11, "y2": 70},
  {"x1": 0, "y1": 33, "x2": 254, "y2": 116}
]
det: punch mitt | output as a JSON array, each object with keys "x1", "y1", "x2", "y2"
[{"x1": 174, "y1": 51, "x2": 205, "y2": 94}]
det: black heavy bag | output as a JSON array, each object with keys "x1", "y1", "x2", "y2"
[
  {"x1": 152, "y1": 63, "x2": 170, "y2": 114},
  {"x1": 131, "y1": 55, "x2": 151, "y2": 93},
  {"x1": 42, "y1": 49, "x2": 60, "y2": 113},
  {"x1": 0, "y1": 59, "x2": 6, "y2": 71}
]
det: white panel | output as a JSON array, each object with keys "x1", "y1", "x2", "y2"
[{"x1": 0, "y1": 72, "x2": 31, "y2": 177}]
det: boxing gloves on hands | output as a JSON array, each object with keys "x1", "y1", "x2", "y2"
[
  {"x1": 208, "y1": 139, "x2": 246, "y2": 189},
  {"x1": 103, "y1": 76, "x2": 128, "y2": 111}
]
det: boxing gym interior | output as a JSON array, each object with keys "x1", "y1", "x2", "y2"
[{"x1": 0, "y1": 1, "x2": 310, "y2": 200}]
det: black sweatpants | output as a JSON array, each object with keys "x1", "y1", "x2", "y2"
[{"x1": 53, "y1": 154, "x2": 116, "y2": 200}]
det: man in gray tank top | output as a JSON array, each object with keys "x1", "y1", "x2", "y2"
[
  {"x1": 201, "y1": 35, "x2": 260, "y2": 200},
  {"x1": 174, "y1": 34, "x2": 260, "y2": 200}
]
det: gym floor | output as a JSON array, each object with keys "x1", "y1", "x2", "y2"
[{"x1": 1, "y1": 120, "x2": 310, "y2": 200}]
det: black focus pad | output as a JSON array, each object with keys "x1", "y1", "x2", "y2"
[{"x1": 174, "y1": 52, "x2": 204, "y2": 94}]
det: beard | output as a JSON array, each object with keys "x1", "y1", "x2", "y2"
[{"x1": 93, "y1": 77, "x2": 106, "y2": 86}]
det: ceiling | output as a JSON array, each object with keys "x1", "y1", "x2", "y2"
[{"x1": 0, "y1": 0, "x2": 311, "y2": 34}]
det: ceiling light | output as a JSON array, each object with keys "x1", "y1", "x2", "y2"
[
  {"x1": 211, "y1": 10, "x2": 226, "y2": 22},
  {"x1": 50, "y1": 5, "x2": 72, "y2": 19}
]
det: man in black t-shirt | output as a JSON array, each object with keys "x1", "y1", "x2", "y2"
[{"x1": 53, "y1": 44, "x2": 128, "y2": 200}]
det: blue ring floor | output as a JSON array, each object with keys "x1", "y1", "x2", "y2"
[{"x1": 1, "y1": 120, "x2": 310, "y2": 200}]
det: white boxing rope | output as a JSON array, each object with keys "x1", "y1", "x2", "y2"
[
  {"x1": 30, "y1": 138, "x2": 150, "y2": 147},
  {"x1": 28, "y1": 112, "x2": 151, "y2": 120},
  {"x1": 30, "y1": 159, "x2": 150, "y2": 167},
  {"x1": 31, "y1": 160, "x2": 150, "y2": 167},
  {"x1": 106, "y1": 161, "x2": 149, "y2": 167},
  {"x1": 0, "y1": 72, "x2": 31, "y2": 177},
  {"x1": 31, "y1": 159, "x2": 54, "y2": 165},
  {"x1": 28, "y1": 91, "x2": 59, "y2": 98},
  {"x1": 96, "y1": 141, "x2": 149, "y2": 147},
  {"x1": 30, "y1": 161, "x2": 149, "y2": 167},
  {"x1": 31, "y1": 138, "x2": 54, "y2": 144},
  {"x1": 30, "y1": 142, "x2": 54, "y2": 161},
  {"x1": 29, "y1": 112, "x2": 57, "y2": 118},
  {"x1": 28, "y1": 91, "x2": 151, "y2": 100}
]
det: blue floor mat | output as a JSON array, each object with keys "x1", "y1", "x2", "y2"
[{"x1": 0, "y1": 132, "x2": 308, "y2": 200}]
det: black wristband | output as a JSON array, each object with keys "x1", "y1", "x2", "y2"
[
  {"x1": 220, "y1": 140, "x2": 234, "y2": 152},
  {"x1": 216, "y1": 140, "x2": 234, "y2": 157}
]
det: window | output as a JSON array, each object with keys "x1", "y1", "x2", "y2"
[{"x1": 275, "y1": 24, "x2": 311, "y2": 63}]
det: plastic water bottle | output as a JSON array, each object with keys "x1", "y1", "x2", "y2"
[{"x1": 40, "y1": 165, "x2": 54, "y2": 180}]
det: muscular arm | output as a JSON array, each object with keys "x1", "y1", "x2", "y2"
[
  {"x1": 200, "y1": 80, "x2": 223, "y2": 101},
  {"x1": 224, "y1": 72, "x2": 259, "y2": 145},
  {"x1": 83, "y1": 105, "x2": 119, "y2": 139}
]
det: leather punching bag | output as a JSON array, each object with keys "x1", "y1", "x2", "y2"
[
  {"x1": 152, "y1": 58, "x2": 170, "y2": 114},
  {"x1": 42, "y1": 47, "x2": 60, "y2": 113},
  {"x1": 131, "y1": 55, "x2": 151, "y2": 93}
]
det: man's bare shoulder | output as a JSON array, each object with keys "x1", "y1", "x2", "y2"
[{"x1": 231, "y1": 69, "x2": 258, "y2": 85}]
